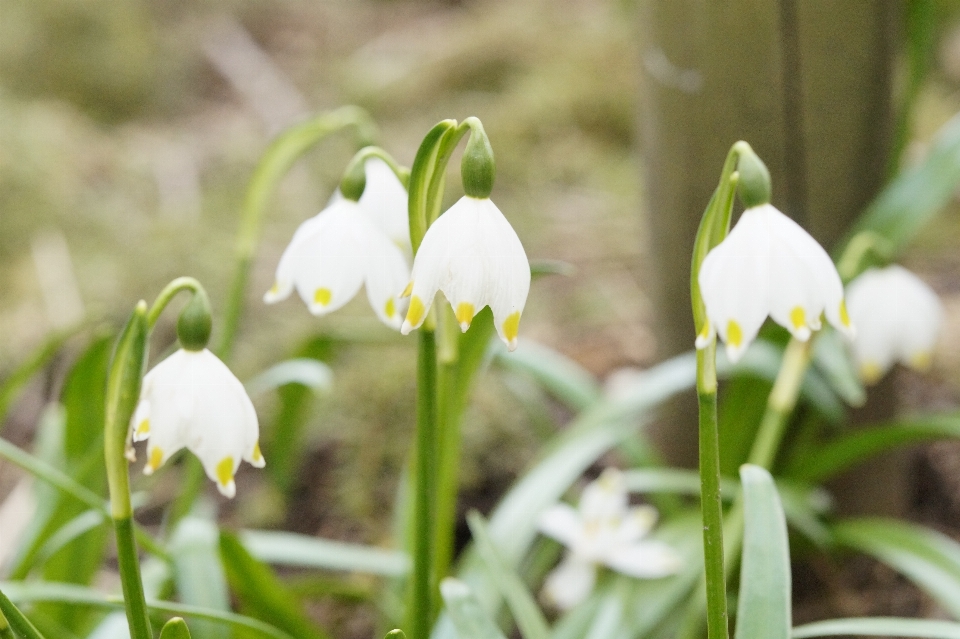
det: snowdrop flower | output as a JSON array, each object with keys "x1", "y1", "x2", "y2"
[
  {"x1": 264, "y1": 157, "x2": 410, "y2": 329},
  {"x1": 399, "y1": 196, "x2": 530, "y2": 350},
  {"x1": 537, "y1": 468, "x2": 682, "y2": 610},
  {"x1": 131, "y1": 348, "x2": 263, "y2": 498},
  {"x1": 697, "y1": 203, "x2": 854, "y2": 362},
  {"x1": 846, "y1": 265, "x2": 943, "y2": 384}
]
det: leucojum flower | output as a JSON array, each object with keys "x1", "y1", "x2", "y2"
[
  {"x1": 400, "y1": 123, "x2": 530, "y2": 350},
  {"x1": 537, "y1": 468, "x2": 682, "y2": 610},
  {"x1": 696, "y1": 153, "x2": 853, "y2": 361},
  {"x1": 264, "y1": 156, "x2": 411, "y2": 329},
  {"x1": 131, "y1": 291, "x2": 263, "y2": 498},
  {"x1": 845, "y1": 264, "x2": 943, "y2": 384}
]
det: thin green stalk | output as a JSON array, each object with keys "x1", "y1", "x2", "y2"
[
  {"x1": 433, "y1": 306, "x2": 461, "y2": 587},
  {"x1": 0, "y1": 608, "x2": 14, "y2": 639},
  {"x1": 0, "y1": 588, "x2": 45, "y2": 639},
  {"x1": 748, "y1": 338, "x2": 811, "y2": 469},
  {"x1": 696, "y1": 342, "x2": 728, "y2": 639},
  {"x1": 216, "y1": 106, "x2": 376, "y2": 361},
  {"x1": 114, "y1": 517, "x2": 152, "y2": 639},
  {"x1": 407, "y1": 326, "x2": 438, "y2": 639}
]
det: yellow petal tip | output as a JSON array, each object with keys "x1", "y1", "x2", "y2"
[
  {"x1": 726, "y1": 320, "x2": 743, "y2": 348},
  {"x1": 456, "y1": 302, "x2": 475, "y2": 332},
  {"x1": 405, "y1": 295, "x2": 425, "y2": 328},
  {"x1": 313, "y1": 288, "x2": 333, "y2": 307},
  {"x1": 216, "y1": 456, "x2": 235, "y2": 490}
]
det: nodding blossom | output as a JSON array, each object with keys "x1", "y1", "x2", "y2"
[
  {"x1": 845, "y1": 265, "x2": 943, "y2": 384},
  {"x1": 697, "y1": 203, "x2": 854, "y2": 362},
  {"x1": 400, "y1": 196, "x2": 530, "y2": 350},
  {"x1": 537, "y1": 468, "x2": 682, "y2": 610}
]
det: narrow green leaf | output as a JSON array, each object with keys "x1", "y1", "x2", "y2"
[
  {"x1": 159, "y1": 618, "x2": 192, "y2": 639},
  {"x1": 245, "y1": 359, "x2": 333, "y2": 398},
  {"x1": 833, "y1": 518, "x2": 960, "y2": 617},
  {"x1": 465, "y1": 512, "x2": 550, "y2": 639},
  {"x1": 493, "y1": 340, "x2": 601, "y2": 412},
  {"x1": 170, "y1": 517, "x2": 231, "y2": 639},
  {"x1": 529, "y1": 260, "x2": 576, "y2": 278},
  {"x1": 240, "y1": 529, "x2": 409, "y2": 576},
  {"x1": 440, "y1": 579, "x2": 509, "y2": 639},
  {"x1": 785, "y1": 412, "x2": 960, "y2": 483},
  {"x1": 219, "y1": 531, "x2": 329, "y2": 639},
  {"x1": 810, "y1": 329, "x2": 865, "y2": 408},
  {"x1": 0, "y1": 587, "x2": 46, "y2": 639},
  {"x1": 1, "y1": 581, "x2": 295, "y2": 639},
  {"x1": 792, "y1": 617, "x2": 960, "y2": 639},
  {"x1": 735, "y1": 465, "x2": 791, "y2": 639}
]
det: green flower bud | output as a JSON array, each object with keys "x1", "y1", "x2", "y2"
[
  {"x1": 461, "y1": 119, "x2": 495, "y2": 199},
  {"x1": 339, "y1": 155, "x2": 367, "y2": 202},
  {"x1": 736, "y1": 146, "x2": 772, "y2": 209},
  {"x1": 177, "y1": 289, "x2": 212, "y2": 351}
]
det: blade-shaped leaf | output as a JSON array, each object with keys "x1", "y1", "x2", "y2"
[
  {"x1": 245, "y1": 359, "x2": 333, "y2": 398},
  {"x1": 792, "y1": 617, "x2": 960, "y2": 639},
  {"x1": 493, "y1": 340, "x2": 601, "y2": 412},
  {"x1": 440, "y1": 578, "x2": 509, "y2": 639},
  {"x1": 735, "y1": 465, "x2": 791, "y2": 639},
  {"x1": 170, "y1": 517, "x2": 231, "y2": 639},
  {"x1": 240, "y1": 529, "x2": 409, "y2": 576},
  {"x1": 159, "y1": 618, "x2": 192, "y2": 639}
]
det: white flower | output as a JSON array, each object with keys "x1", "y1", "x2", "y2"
[
  {"x1": 845, "y1": 265, "x2": 943, "y2": 384},
  {"x1": 537, "y1": 468, "x2": 682, "y2": 610},
  {"x1": 697, "y1": 203, "x2": 854, "y2": 362},
  {"x1": 400, "y1": 196, "x2": 530, "y2": 350},
  {"x1": 130, "y1": 349, "x2": 263, "y2": 498},
  {"x1": 264, "y1": 158, "x2": 410, "y2": 329}
]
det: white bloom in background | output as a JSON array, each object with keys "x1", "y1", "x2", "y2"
[
  {"x1": 400, "y1": 196, "x2": 530, "y2": 350},
  {"x1": 131, "y1": 349, "x2": 263, "y2": 498},
  {"x1": 845, "y1": 265, "x2": 943, "y2": 384},
  {"x1": 697, "y1": 203, "x2": 854, "y2": 362},
  {"x1": 265, "y1": 158, "x2": 410, "y2": 329},
  {"x1": 537, "y1": 468, "x2": 682, "y2": 610}
]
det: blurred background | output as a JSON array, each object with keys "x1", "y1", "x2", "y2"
[{"x1": 5, "y1": 0, "x2": 960, "y2": 628}]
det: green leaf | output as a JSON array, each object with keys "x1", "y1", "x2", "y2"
[
  {"x1": 240, "y1": 529, "x2": 409, "y2": 576},
  {"x1": 465, "y1": 512, "x2": 550, "y2": 639},
  {"x1": 245, "y1": 359, "x2": 333, "y2": 398},
  {"x1": 529, "y1": 260, "x2": 576, "y2": 278},
  {"x1": 792, "y1": 617, "x2": 960, "y2": 639},
  {"x1": 785, "y1": 412, "x2": 960, "y2": 483},
  {"x1": 735, "y1": 465, "x2": 791, "y2": 639},
  {"x1": 408, "y1": 120, "x2": 457, "y2": 252},
  {"x1": 0, "y1": 581, "x2": 295, "y2": 639},
  {"x1": 170, "y1": 517, "x2": 231, "y2": 639},
  {"x1": 159, "y1": 618, "x2": 192, "y2": 639},
  {"x1": 810, "y1": 329, "x2": 865, "y2": 408},
  {"x1": 440, "y1": 579, "x2": 509, "y2": 639},
  {"x1": 493, "y1": 340, "x2": 601, "y2": 412},
  {"x1": 833, "y1": 518, "x2": 960, "y2": 617},
  {"x1": 219, "y1": 531, "x2": 329, "y2": 639},
  {"x1": 0, "y1": 587, "x2": 46, "y2": 639},
  {"x1": 844, "y1": 111, "x2": 960, "y2": 256}
]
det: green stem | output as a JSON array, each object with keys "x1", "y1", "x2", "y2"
[
  {"x1": 696, "y1": 342, "x2": 728, "y2": 639},
  {"x1": 0, "y1": 587, "x2": 46, "y2": 639},
  {"x1": 147, "y1": 277, "x2": 204, "y2": 328},
  {"x1": 0, "y1": 608, "x2": 14, "y2": 639},
  {"x1": 748, "y1": 338, "x2": 811, "y2": 469},
  {"x1": 216, "y1": 106, "x2": 377, "y2": 361},
  {"x1": 407, "y1": 327, "x2": 439, "y2": 639},
  {"x1": 114, "y1": 516, "x2": 153, "y2": 639},
  {"x1": 433, "y1": 306, "x2": 461, "y2": 588}
]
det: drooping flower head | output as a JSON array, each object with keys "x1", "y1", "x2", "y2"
[
  {"x1": 264, "y1": 156, "x2": 411, "y2": 329},
  {"x1": 537, "y1": 468, "x2": 682, "y2": 610},
  {"x1": 400, "y1": 120, "x2": 530, "y2": 350},
  {"x1": 845, "y1": 265, "x2": 943, "y2": 384},
  {"x1": 696, "y1": 203, "x2": 854, "y2": 362},
  {"x1": 131, "y1": 289, "x2": 262, "y2": 498}
]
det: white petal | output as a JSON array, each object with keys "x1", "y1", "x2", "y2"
[
  {"x1": 264, "y1": 213, "x2": 325, "y2": 304},
  {"x1": 698, "y1": 208, "x2": 771, "y2": 363},
  {"x1": 542, "y1": 554, "x2": 596, "y2": 610},
  {"x1": 291, "y1": 200, "x2": 368, "y2": 315},
  {"x1": 538, "y1": 503, "x2": 584, "y2": 548},
  {"x1": 138, "y1": 350, "x2": 194, "y2": 475},
  {"x1": 361, "y1": 214, "x2": 411, "y2": 330},
  {"x1": 601, "y1": 540, "x2": 683, "y2": 578},
  {"x1": 358, "y1": 158, "x2": 411, "y2": 251},
  {"x1": 615, "y1": 505, "x2": 659, "y2": 544},
  {"x1": 579, "y1": 468, "x2": 628, "y2": 522}
]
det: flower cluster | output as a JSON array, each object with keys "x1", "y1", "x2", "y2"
[{"x1": 538, "y1": 468, "x2": 681, "y2": 610}]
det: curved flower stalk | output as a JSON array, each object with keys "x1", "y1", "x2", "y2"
[
  {"x1": 131, "y1": 349, "x2": 263, "y2": 498},
  {"x1": 697, "y1": 203, "x2": 854, "y2": 362},
  {"x1": 537, "y1": 469, "x2": 682, "y2": 610},
  {"x1": 400, "y1": 196, "x2": 530, "y2": 350},
  {"x1": 265, "y1": 156, "x2": 411, "y2": 329},
  {"x1": 846, "y1": 265, "x2": 943, "y2": 384}
]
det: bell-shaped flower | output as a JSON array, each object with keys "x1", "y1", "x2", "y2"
[
  {"x1": 400, "y1": 196, "x2": 530, "y2": 350},
  {"x1": 697, "y1": 203, "x2": 854, "y2": 362},
  {"x1": 264, "y1": 158, "x2": 410, "y2": 329},
  {"x1": 537, "y1": 468, "x2": 682, "y2": 610},
  {"x1": 130, "y1": 348, "x2": 263, "y2": 498},
  {"x1": 845, "y1": 265, "x2": 943, "y2": 384}
]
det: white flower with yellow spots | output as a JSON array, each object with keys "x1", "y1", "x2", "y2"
[
  {"x1": 697, "y1": 203, "x2": 854, "y2": 362},
  {"x1": 537, "y1": 468, "x2": 682, "y2": 610},
  {"x1": 846, "y1": 265, "x2": 943, "y2": 384},
  {"x1": 400, "y1": 196, "x2": 529, "y2": 350},
  {"x1": 264, "y1": 158, "x2": 410, "y2": 329},
  {"x1": 131, "y1": 348, "x2": 263, "y2": 498}
]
